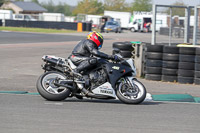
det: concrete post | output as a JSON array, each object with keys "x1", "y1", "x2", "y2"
[
  {"x1": 2, "y1": 19, "x2": 5, "y2": 27},
  {"x1": 2, "y1": 13, "x2": 6, "y2": 27},
  {"x1": 134, "y1": 43, "x2": 145, "y2": 77}
]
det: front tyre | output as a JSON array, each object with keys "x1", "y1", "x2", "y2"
[
  {"x1": 130, "y1": 27, "x2": 136, "y2": 32},
  {"x1": 36, "y1": 71, "x2": 71, "y2": 101},
  {"x1": 116, "y1": 78, "x2": 146, "y2": 104}
]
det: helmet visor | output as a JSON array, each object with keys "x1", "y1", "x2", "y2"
[{"x1": 98, "y1": 44, "x2": 102, "y2": 49}]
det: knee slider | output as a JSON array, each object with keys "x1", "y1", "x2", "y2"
[{"x1": 88, "y1": 58, "x2": 97, "y2": 65}]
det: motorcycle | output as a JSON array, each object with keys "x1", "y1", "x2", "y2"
[{"x1": 36, "y1": 55, "x2": 146, "y2": 104}]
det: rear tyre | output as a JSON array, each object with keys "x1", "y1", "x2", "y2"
[
  {"x1": 116, "y1": 78, "x2": 146, "y2": 104},
  {"x1": 37, "y1": 71, "x2": 71, "y2": 101}
]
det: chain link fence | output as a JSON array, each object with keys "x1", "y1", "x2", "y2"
[
  {"x1": 152, "y1": 5, "x2": 197, "y2": 45},
  {"x1": 194, "y1": 7, "x2": 200, "y2": 44}
]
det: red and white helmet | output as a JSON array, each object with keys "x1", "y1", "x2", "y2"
[{"x1": 87, "y1": 31, "x2": 104, "y2": 49}]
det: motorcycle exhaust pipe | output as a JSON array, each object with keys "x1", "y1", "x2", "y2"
[{"x1": 43, "y1": 56, "x2": 66, "y2": 67}]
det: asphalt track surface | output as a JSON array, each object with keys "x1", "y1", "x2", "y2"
[
  {"x1": 1, "y1": 94, "x2": 200, "y2": 133},
  {"x1": 0, "y1": 31, "x2": 200, "y2": 133},
  {"x1": 0, "y1": 31, "x2": 84, "y2": 44}
]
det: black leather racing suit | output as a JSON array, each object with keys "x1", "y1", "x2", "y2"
[{"x1": 69, "y1": 39, "x2": 112, "y2": 73}]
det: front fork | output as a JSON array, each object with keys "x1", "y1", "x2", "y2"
[{"x1": 119, "y1": 77, "x2": 139, "y2": 96}]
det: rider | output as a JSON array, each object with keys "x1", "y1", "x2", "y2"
[{"x1": 69, "y1": 31, "x2": 120, "y2": 76}]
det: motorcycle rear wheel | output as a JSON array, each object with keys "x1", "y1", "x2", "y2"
[
  {"x1": 116, "y1": 78, "x2": 146, "y2": 104},
  {"x1": 37, "y1": 71, "x2": 71, "y2": 101}
]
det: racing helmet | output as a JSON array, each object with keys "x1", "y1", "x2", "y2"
[{"x1": 87, "y1": 31, "x2": 104, "y2": 49}]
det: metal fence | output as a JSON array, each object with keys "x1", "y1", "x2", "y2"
[
  {"x1": 152, "y1": 5, "x2": 196, "y2": 45},
  {"x1": 193, "y1": 6, "x2": 200, "y2": 45}
]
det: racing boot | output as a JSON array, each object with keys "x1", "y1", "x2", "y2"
[{"x1": 72, "y1": 61, "x2": 91, "y2": 80}]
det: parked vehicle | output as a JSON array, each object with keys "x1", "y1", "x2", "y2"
[
  {"x1": 0, "y1": 10, "x2": 13, "y2": 20},
  {"x1": 40, "y1": 13, "x2": 65, "y2": 22},
  {"x1": 128, "y1": 12, "x2": 168, "y2": 32},
  {"x1": 104, "y1": 21, "x2": 121, "y2": 33},
  {"x1": 13, "y1": 14, "x2": 36, "y2": 21},
  {"x1": 36, "y1": 54, "x2": 146, "y2": 104},
  {"x1": 104, "y1": 10, "x2": 131, "y2": 29}
]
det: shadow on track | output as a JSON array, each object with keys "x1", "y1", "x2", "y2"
[{"x1": 60, "y1": 98, "x2": 162, "y2": 105}]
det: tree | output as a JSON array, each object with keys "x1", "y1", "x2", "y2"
[
  {"x1": 0, "y1": 0, "x2": 4, "y2": 6},
  {"x1": 40, "y1": 0, "x2": 73, "y2": 16},
  {"x1": 72, "y1": 0, "x2": 104, "y2": 15},
  {"x1": 41, "y1": 0, "x2": 54, "y2": 13},
  {"x1": 31, "y1": 0, "x2": 39, "y2": 4},
  {"x1": 104, "y1": 0, "x2": 131, "y2": 12},
  {"x1": 54, "y1": 2, "x2": 72, "y2": 16},
  {"x1": 0, "y1": 0, "x2": 10, "y2": 6},
  {"x1": 165, "y1": 1, "x2": 186, "y2": 17},
  {"x1": 131, "y1": 0, "x2": 152, "y2": 12}
]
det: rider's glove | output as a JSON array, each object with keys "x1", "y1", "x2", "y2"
[{"x1": 110, "y1": 55, "x2": 121, "y2": 62}]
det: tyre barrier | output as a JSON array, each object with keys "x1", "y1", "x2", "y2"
[
  {"x1": 179, "y1": 47, "x2": 196, "y2": 55},
  {"x1": 112, "y1": 48, "x2": 132, "y2": 58},
  {"x1": 144, "y1": 45, "x2": 200, "y2": 85},
  {"x1": 146, "y1": 44, "x2": 163, "y2": 52},
  {"x1": 177, "y1": 47, "x2": 195, "y2": 84},
  {"x1": 112, "y1": 42, "x2": 135, "y2": 58},
  {"x1": 195, "y1": 48, "x2": 200, "y2": 85},
  {"x1": 145, "y1": 45, "x2": 163, "y2": 81},
  {"x1": 163, "y1": 46, "x2": 179, "y2": 54},
  {"x1": 162, "y1": 53, "x2": 179, "y2": 61},
  {"x1": 161, "y1": 46, "x2": 179, "y2": 82}
]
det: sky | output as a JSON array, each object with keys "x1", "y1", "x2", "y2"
[{"x1": 35, "y1": 0, "x2": 200, "y2": 6}]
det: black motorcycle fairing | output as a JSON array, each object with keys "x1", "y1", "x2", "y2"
[{"x1": 103, "y1": 62, "x2": 133, "y2": 89}]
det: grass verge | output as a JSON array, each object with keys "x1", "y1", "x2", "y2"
[{"x1": 0, "y1": 26, "x2": 80, "y2": 33}]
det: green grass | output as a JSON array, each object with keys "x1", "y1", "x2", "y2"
[{"x1": 0, "y1": 26, "x2": 80, "y2": 33}]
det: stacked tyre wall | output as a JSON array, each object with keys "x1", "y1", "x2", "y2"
[
  {"x1": 162, "y1": 46, "x2": 179, "y2": 82},
  {"x1": 145, "y1": 45, "x2": 163, "y2": 81},
  {"x1": 195, "y1": 48, "x2": 200, "y2": 85},
  {"x1": 144, "y1": 45, "x2": 200, "y2": 85},
  {"x1": 112, "y1": 42, "x2": 134, "y2": 58},
  {"x1": 178, "y1": 47, "x2": 196, "y2": 84}
]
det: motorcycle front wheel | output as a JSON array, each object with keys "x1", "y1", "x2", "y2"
[
  {"x1": 36, "y1": 71, "x2": 71, "y2": 101},
  {"x1": 116, "y1": 78, "x2": 146, "y2": 104}
]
